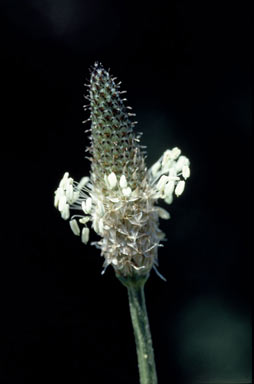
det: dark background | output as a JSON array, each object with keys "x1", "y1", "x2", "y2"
[{"x1": 0, "y1": 0, "x2": 251, "y2": 383}]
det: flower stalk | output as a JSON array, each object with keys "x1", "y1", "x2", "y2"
[{"x1": 118, "y1": 274, "x2": 157, "y2": 384}]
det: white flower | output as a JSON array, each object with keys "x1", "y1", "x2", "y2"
[{"x1": 54, "y1": 62, "x2": 190, "y2": 277}]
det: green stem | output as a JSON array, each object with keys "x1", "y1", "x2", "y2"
[{"x1": 117, "y1": 274, "x2": 158, "y2": 384}]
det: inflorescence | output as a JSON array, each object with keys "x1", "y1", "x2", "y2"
[{"x1": 54, "y1": 62, "x2": 190, "y2": 277}]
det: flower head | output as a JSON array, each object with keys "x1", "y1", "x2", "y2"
[{"x1": 54, "y1": 62, "x2": 190, "y2": 277}]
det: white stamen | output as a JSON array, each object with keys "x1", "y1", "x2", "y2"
[
  {"x1": 122, "y1": 187, "x2": 132, "y2": 197},
  {"x1": 58, "y1": 196, "x2": 67, "y2": 212},
  {"x1": 81, "y1": 201, "x2": 86, "y2": 213},
  {"x1": 97, "y1": 200, "x2": 105, "y2": 216},
  {"x1": 82, "y1": 197, "x2": 92, "y2": 214},
  {"x1": 156, "y1": 175, "x2": 168, "y2": 191},
  {"x1": 69, "y1": 219, "x2": 80, "y2": 236},
  {"x1": 66, "y1": 184, "x2": 73, "y2": 201},
  {"x1": 158, "y1": 207, "x2": 171, "y2": 220},
  {"x1": 162, "y1": 150, "x2": 172, "y2": 168},
  {"x1": 77, "y1": 176, "x2": 89, "y2": 190},
  {"x1": 182, "y1": 165, "x2": 190, "y2": 179},
  {"x1": 54, "y1": 195, "x2": 59, "y2": 208},
  {"x1": 107, "y1": 172, "x2": 117, "y2": 189},
  {"x1": 120, "y1": 175, "x2": 127, "y2": 188},
  {"x1": 98, "y1": 218, "x2": 104, "y2": 234},
  {"x1": 93, "y1": 218, "x2": 100, "y2": 234},
  {"x1": 151, "y1": 161, "x2": 161, "y2": 176},
  {"x1": 68, "y1": 177, "x2": 74, "y2": 186},
  {"x1": 79, "y1": 216, "x2": 90, "y2": 224},
  {"x1": 81, "y1": 227, "x2": 90, "y2": 244},
  {"x1": 175, "y1": 155, "x2": 189, "y2": 172},
  {"x1": 164, "y1": 180, "x2": 175, "y2": 196},
  {"x1": 61, "y1": 204, "x2": 70, "y2": 220},
  {"x1": 59, "y1": 172, "x2": 69, "y2": 188},
  {"x1": 72, "y1": 191, "x2": 80, "y2": 202},
  {"x1": 171, "y1": 147, "x2": 181, "y2": 160},
  {"x1": 169, "y1": 167, "x2": 177, "y2": 178},
  {"x1": 54, "y1": 187, "x2": 64, "y2": 208},
  {"x1": 175, "y1": 180, "x2": 185, "y2": 196},
  {"x1": 86, "y1": 197, "x2": 92, "y2": 213},
  {"x1": 165, "y1": 194, "x2": 173, "y2": 205}
]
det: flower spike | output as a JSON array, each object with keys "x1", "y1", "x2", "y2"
[{"x1": 54, "y1": 62, "x2": 190, "y2": 278}]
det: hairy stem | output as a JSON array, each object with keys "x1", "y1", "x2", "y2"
[{"x1": 117, "y1": 274, "x2": 158, "y2": 384}]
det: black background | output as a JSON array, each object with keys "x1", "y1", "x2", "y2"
[{"x1": 0, "y1": 1, "x2": 251, "y2": 383}]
